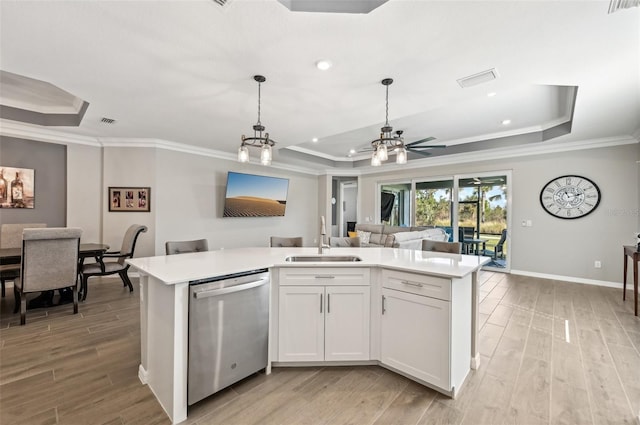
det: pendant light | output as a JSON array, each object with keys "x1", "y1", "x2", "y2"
[
  {"x1": 238, "y1": 75, "x2": 276, "y2": 165},
  {"x1": 370, "y1": 78, "x2": 408, "y2": 166}
]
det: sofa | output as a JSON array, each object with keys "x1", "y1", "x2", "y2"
[{"x1": 352, "y1": 224, "x2": 449, "y2": 250}]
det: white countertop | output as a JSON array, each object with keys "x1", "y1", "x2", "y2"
[{"x1": 127, "y1": 247, "x2": 491, "y2": 285}]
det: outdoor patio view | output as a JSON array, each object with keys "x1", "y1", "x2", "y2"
[{"x1": 380, "y1": 175, "x2": 508, "y2": 268}]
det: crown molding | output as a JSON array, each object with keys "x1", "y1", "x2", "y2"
[
  {"x1": 1, "y1": 119, "x2": 635, "y2": 177},
  {"x1": 0, "y1": 119, "x2": 99, "y2": 146}
]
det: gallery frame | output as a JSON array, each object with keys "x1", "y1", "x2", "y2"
[{"x1": 108, "y1": 187, "x2": 150, "y2": 212}]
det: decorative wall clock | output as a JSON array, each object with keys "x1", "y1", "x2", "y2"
[{"x1": 539, "y1": 175, "x2": 601, "y2": 219}]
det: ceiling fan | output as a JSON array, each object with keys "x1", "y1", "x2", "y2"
[
  {"x1": 364, "y1": 78, "x2": 446, "y2": 165},
  {"x1": 360, "y1": 130, "x2": 446, "y2": 157}
]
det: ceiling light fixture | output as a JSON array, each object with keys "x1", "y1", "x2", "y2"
[
  {"x1": 312, "y1": 137, "x2": 319, "y2": 142},
  {"x1": 370, "y1": 78, "x2": 407, "y2": 166},
  {"x1": 502, "y1": 119, "x2": 511, "y2": 125},
  {"x1": 316, "y1": 60, "x2": 332, "y2": 71},
  {"x1": 238, "y1": 75, "x2": 276, "y2": 165}
]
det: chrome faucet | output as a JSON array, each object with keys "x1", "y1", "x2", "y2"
[{"x1": 318, "y1": 216, "x2": 330, "y2": 254}]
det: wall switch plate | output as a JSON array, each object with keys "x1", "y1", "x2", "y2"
[
  {"x1": 594, "y1": 260, "x2": 602, "y2": 268},
  {"x1": 521, "y1": 220, "x2": 527, "y2": 227},
  {"x1": 526, "y1": 220, "x2": 533, "y2": 227}
]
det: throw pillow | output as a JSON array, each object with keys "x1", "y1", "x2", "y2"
[
  {"x1": 348, "y1": 231, "x2": 358, "y2": 238},
  {"x1": 356, "y1": 230, "x2": 371, "y2": 244}
]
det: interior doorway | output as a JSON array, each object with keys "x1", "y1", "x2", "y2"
[{"x1": 332, "y1": 176, "x2": 358, "y2": 237}]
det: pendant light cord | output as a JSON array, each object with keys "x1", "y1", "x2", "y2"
[{"x1": 257, "y1": 80, "x2": 262, "y2": 126}]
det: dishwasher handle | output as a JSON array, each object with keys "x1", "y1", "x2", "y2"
[{"x1": 193, "y1": 277, "x2": 268, "y2": 299}]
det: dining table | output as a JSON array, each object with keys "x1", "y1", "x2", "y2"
[
  {"x1": 0, "y1": 243, "x2": 110, "y2": 302},
  {"x1": 462, "y1": 238, "x2": 488, "y2": 256}
]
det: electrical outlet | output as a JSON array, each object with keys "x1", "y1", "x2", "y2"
[
  {"x1": 594, "y1": 260, "x2": 602, "y2": 268},
  {"x1": 521, "y1": 220, "x2": 527, "y2": 227}
]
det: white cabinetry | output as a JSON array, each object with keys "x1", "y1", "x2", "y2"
[
  {"x1": 278, "y1": 268, "x2": 370, "y2": 362},
  {"x1": 380, "y1": 269, "x2": 471, "y2": 396}
]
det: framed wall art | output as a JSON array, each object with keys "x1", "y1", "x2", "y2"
[
  {"x1": 109, "y1": 187, "x2": 150, "y2": 212},
  {"x1": 0, "y1": 166, "x2": 35, "y2": 209}
]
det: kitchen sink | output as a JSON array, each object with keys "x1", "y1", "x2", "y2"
[{"x1": 285, "y1": 255, "x2": 362, "y2": 262}]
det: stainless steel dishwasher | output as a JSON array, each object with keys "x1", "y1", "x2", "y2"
[{"x1": 188, "y1": 268, "x2": 269, "y2": 405}]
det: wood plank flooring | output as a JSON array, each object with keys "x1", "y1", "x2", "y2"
[{"x1": 1, "y1": 272, "x2": 639, "y2": 424}]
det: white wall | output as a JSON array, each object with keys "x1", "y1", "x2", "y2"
[
  {"x1": 66, "y1": 143, "x2": 102, "y2": 243},
  {"x1": 154, "y1": 149, "x2": 319, "y2": 254},
  {"x1": 358, "y1": 143, "x2": 639, "y2": 284},
  {"x1": 102, "y1": 147, "x2": 157, "y2": 258}
]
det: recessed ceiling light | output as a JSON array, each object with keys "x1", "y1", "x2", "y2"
[
  {"x1": 502, "y1": 119, "x2": 511, "y2": 125},
  {"x1": 349, "y1": 149, "x2": 356, "y2": 154},
  {"x1": 487, "y1": 92, "x2": 497, "y2": 97},
  {"x1": 316, "y1": 60, "x2": 332, "y2": 71},
  {"x1": 312, "y1": 137, "x2": 318, "y2": 142}
]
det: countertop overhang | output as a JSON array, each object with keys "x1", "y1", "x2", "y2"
[{"x1": 127, "y1": 247, "x2": 491, "y2": 285}]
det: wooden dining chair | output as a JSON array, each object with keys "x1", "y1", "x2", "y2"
[
  {"x1": 0, "y1": 223, "x2": 47, "y2": 298},
  {"x1": 79, "y1": 224, "x2": 147, "y2": 301},
  {"x1": 165, "y1": 239, "x2": 209, "y2": 255},
  {"x1": 14, "y1": 227, "x2": 82, "y2": 325},
  {"x1": 270, "y1": 236, "x2": 303, "y2": 247}
]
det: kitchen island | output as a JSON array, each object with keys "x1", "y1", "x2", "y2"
[{"x1": 127, "y1": 247, "x2": 489, "y2": 424}]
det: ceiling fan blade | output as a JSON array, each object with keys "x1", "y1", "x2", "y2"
[
  {"x1": 407, "y1": 144, "x2": 447, "y2": 150},
  {"x1": 405, "y1": 136, "x2": 436, "y2": 147},
  {"x1": 409, "y1": 149, "x2": 432, "y2": 157}
]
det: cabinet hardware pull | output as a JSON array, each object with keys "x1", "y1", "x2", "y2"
[
  {"x1": 327, "y1": 293, "x2": 330, "y2": 313},
  {"x1": 401, "y1": 280, "x2": 423, "y2": 288},
  {"x1": 320, "y1": 293, "x2": 323, "y2": 313},
  {"x1": 382, "y1": 295, "x2": 386, "y2": 314},
  {"x1": 315, "y1": 275, "x2": 335, "y2": 279}
]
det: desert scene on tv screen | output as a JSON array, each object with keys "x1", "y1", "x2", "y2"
[
  {"x1": 224, "y1": 196, "x2": 286, "y2": 217},
  {"x1": 224, "y1": 172, "x2": 288, "y2": 217}
]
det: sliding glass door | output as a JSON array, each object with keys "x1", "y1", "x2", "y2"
[
  {"x1": 379, "y1": 182, "x2": 411, "y2": 227},
  {"x1": 377, "y1": 171, "x2": 510, "y2": 271}
]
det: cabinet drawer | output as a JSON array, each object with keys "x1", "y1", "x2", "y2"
[
  {"x1": 382, "y1": 269, "x2": 451, "y2": 301},
  {"x1": 279, "y1": 267, "x2": 370, "y2": 286}
]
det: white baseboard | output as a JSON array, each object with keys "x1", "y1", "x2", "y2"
[
  {"x1": 510, "y1": 269, "x2": 622, "y2": 289},
  {"x1": 138, "y1": 364, "x2": 148, "y2": 384}
]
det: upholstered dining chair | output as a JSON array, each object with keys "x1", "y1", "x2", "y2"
[
  {"x1": 270, "y1": 236, "x2": 303, "y2": 247},
  {"x1": 0, "y1": 223, "x2": 47, "y2": 298},
  {"x1": 422, "y1": 240, "x2": 462, "y2": 254},
  {"x1": 79, "y1": 224, "x2": 147, "y2": 301},
  {"x1": 14, "y1": 227, "x2": 82, "y2": 325},
  {"x1": 165, "y1": 239, "x2": 209, "y2": 255}
]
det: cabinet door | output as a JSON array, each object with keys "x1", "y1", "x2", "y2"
[
  {"x1": 325, "y1": 286, "x2": 370, "y2": 361},
  {"x1": 380, "y1": 288, "x2": 451, "y2": 390},
  {"x1": 278, "y1": 286, "x2": 324, "y2": 362}
]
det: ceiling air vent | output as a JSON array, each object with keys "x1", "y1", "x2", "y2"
[
  {"x1": 608, "y1": 0, "x2": 640, "y2": 13},
  {"x1": 457, "y1": 68, "x2": 499, "y2": 88},
  {"x1": 100, "y1": 117, "x2": 116, "y2": 124},
  {"x1": 212, "y1": 0, "x2": 234, "y2": 7}
]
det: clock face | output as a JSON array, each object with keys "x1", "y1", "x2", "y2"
[{"x1": 539, "y1": 175, "x2": 601, "y2": 219}]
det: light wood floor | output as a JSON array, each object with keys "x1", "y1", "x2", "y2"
[{"x1": 1, "y1": 272, "x2": 639, "y2": 425}]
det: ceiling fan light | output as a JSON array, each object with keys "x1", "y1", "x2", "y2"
[
  {"x1": 377, "y1": 144, "x2": 388, "y2": 161},
  {"x1": 396, "y1": 147, "x2": 407, "y2": 164},
  {"x1": 371, "y1": 152, "x2": 381, "y2": 166},
  {"x1": 238, "y1": 145, "x2": 249, "y2": 163}
]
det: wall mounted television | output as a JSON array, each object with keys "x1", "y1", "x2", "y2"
[{"x1": 223, "y1": 171, "x2": 289, "y2": 217}]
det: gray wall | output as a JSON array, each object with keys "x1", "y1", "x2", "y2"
[
  {"x1": 359, "y1": 143, "x2": 640, "y2": 284},
  {"x1": 0, "y1": 136, "x2": 67, "y2": 227}
]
